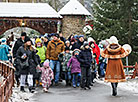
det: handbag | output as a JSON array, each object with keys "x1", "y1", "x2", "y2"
[{"x1": 20, "y1": 58, "x2": 29, "y2": 69}]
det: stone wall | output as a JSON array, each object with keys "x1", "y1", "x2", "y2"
[{"x1": 61, "y1": 15, "x2": 86, "y2": 38}]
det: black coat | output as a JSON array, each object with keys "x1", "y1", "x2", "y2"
[
  {"x1": 60, "y1": 37, "x2": 66, "y2": 43},
  {"x1": 72, "y1": 40, "x2": 84, "y2": 50},
  {"x1": 16, "y1": 46, "x2": 39, "y2": 75},
  {"x1": 77, "y1": 48, "x2": 92, "y2": 68},
  {"x1": 13, "y1": 38, "x2": 24, "y2": 58}
]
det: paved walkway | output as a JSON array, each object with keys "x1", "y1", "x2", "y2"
[{"x1": 31, "y1": 81, "x2": 138, "y2": 102}]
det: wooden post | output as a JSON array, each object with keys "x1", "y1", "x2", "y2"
[{"x1": 131, "y1": 62, "x2": 138, "y2": 79}]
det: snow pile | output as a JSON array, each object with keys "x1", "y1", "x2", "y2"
[
  {"x1": 96, "y1": 78, "x2": 138, "y2": 94},
  {"x1": 0, "y1": 75, "x2": 5, "y2": 84},
  {"x1": 9, "y1": 87, "x2": 34, "y2": 102}
]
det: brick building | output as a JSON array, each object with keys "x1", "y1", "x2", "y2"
[{"x1": 58, "y1": 0, "x2": 91, "y2": 38}]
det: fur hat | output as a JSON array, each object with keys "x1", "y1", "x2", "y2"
[{"x1": 109, "y1": 36, "x2": 118, "y2": 44}]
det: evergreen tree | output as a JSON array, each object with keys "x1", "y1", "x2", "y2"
[{"x1": 92, "y1": 0, "x2": 138, "y2": 64}]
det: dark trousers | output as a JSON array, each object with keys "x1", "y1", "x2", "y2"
[{"x1": 81, "y1": 67, "x2": 91, "y2": 88}]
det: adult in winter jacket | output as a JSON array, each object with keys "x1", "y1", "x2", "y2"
[
  {"x1": 77, "y1": 42, "x2": 92, "y2": 90},
  {"x1": 71, "y1": 35, "x2": 84, "y2": 50},
  {"x1": 12, "y1": 32, "x2": 27, "y2": 58},
  {"x1": 13, "y1": 32, "x2": 27, "y2": 86},
  {"x1": 46, "y1": 33, "x2": 65, "y2": 85},
  {"x1": 0, "y1": 38, "x2": 10, "y2": 61},
  {"x1": 16, "y1": 37, "x2": 39, "y2": 93},
  {"x1": 101, "y1": 36, "x2": 131, "y2": 96}
]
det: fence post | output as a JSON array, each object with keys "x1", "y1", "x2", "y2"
[{"x1": 126, "y1": 56, "x2": 129, "y2": 75}]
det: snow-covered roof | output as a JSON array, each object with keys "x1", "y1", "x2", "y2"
[
  {"x1": 58, "y1": 0, "x2": 91, "y2": 16},
  {"x1": 0, "y1": 3, "x2": 62, "y2": 18}
]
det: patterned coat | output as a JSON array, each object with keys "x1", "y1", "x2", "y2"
[
  {"x1": 101, "y1": 44, "x2": 129, "y2": 83},
  {"x1": 62, "y1": 52, "x2": 72, "y2": 72},
  {"x1": 38, "y1": 67, "x2": 54, "y2": 88}
]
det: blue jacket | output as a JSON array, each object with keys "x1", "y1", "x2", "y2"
[{"x1": 0, "y1": 44, "x2": 10, "y2": 61}]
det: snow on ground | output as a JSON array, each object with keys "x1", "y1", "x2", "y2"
[
  {"x1": 9, "y1": 85, "x2": 35, "y2": 102},
  {"x1": 96, "y1": 77, "x2": 138, "y2": 94}
]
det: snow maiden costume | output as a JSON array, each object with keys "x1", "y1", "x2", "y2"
[{"x1": 101, "y1": 36, "x2": 131, "y2": 96}]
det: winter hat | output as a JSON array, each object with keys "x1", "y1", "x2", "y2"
[
  {"x1": 109, "y1": 36, "x2": 118, "y2": 44},
  {"x1": 89, "y1": 41, "x2": 94, "y2": 46},
  {"x1": 74, "y1": 35, "x2": 78, "y2": 39},
  {"x1": 24, "y1": 37, "x2": 31, "y2": 43},
  {"x1": 83, "y1": 41, "x2": 89, "y2": 47},
  {"x1": 54, "y1": 33, "x2": 59, "y2": 38},
  {"x1": 43, "y1": 61, "x2": 50, "y2": 68},
  {"x1": 35, "y1": 38, "x2": 42, "y2": 44},
  {"x1": 1, "y1": 38, "x2": 6, "y2": 43},
  {"x1": 65, "y1": 40, "x2": 70, "y2": 44},
  {"x1": 88, "y1": 37, "x2": 95, "y2": 43},
  {"x1": 79, "y1": 35, "x2": 84, "y2": 38},
  {"x1": 21, "y1": 32, "x2": 27, "y2": 36},
  {"x1": 73, "y1": 49, "x2": 80, "y2": 56},
  {"x1": 44, "y1": 33, "x2": 49, "y2": 39},
  {"x1": 70, "y1": 38, "x2": 75, "y2": 42}
]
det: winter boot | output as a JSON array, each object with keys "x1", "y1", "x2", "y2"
[
  {"x1": 66, "y1": 80, "x2": 69, "y2": 86},
  {"x1": 86, "y1": 86, "x2": 91, "y2": 90},
  {"x1": 111, "y1": 83, "x2": 117, "y2": 96},
  {"x1": 68, "y1": 80, "x2": 72, "y2": 86},
  {"x1": 20, "y1": 86, "x2": 26, "y2": 92},
  {"x1": 29, "y1": 86, "x2": 35, "y2": 93}
]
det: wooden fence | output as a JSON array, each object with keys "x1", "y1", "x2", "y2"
[
  {"x1": 124, "y1": 62, "x2": 138, "y2": 78},
  {"x1": 0, "y1": 61, "x2": 14, "y2": 102}
]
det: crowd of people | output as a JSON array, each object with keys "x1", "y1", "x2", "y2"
[{"x1": 0, "y1": 31, "x2": 131, "y2": 96}]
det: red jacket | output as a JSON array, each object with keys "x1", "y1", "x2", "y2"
[{"x1": 90, "y1": 41, "x2": 100, "y2": 65}]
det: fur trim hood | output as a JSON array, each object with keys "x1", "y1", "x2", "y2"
[{"x1": 101, "y1": 44, "x2": 130, "y2": 59}]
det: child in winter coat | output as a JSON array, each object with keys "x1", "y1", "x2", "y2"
[
  {"x1": 37, "y1": 61, "x2": 54, "y2": 92},
  {"x1": 62, "y1": 47, "x2": 72, "y2": 86},
  {"x1": 67, "y1": 49, "x2": 81, "y2": 88}
]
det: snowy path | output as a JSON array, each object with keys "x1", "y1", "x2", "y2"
[{"x1": 9, "y1": 78, "x2": 138, "y2": 102}]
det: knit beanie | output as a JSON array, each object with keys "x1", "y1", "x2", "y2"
[
  {"x1": 21, "y1": 32, "x2": 27, "y2": 36},
  {"x1": 35, "y1": 38, "x2": 42, "y2": 44}
]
